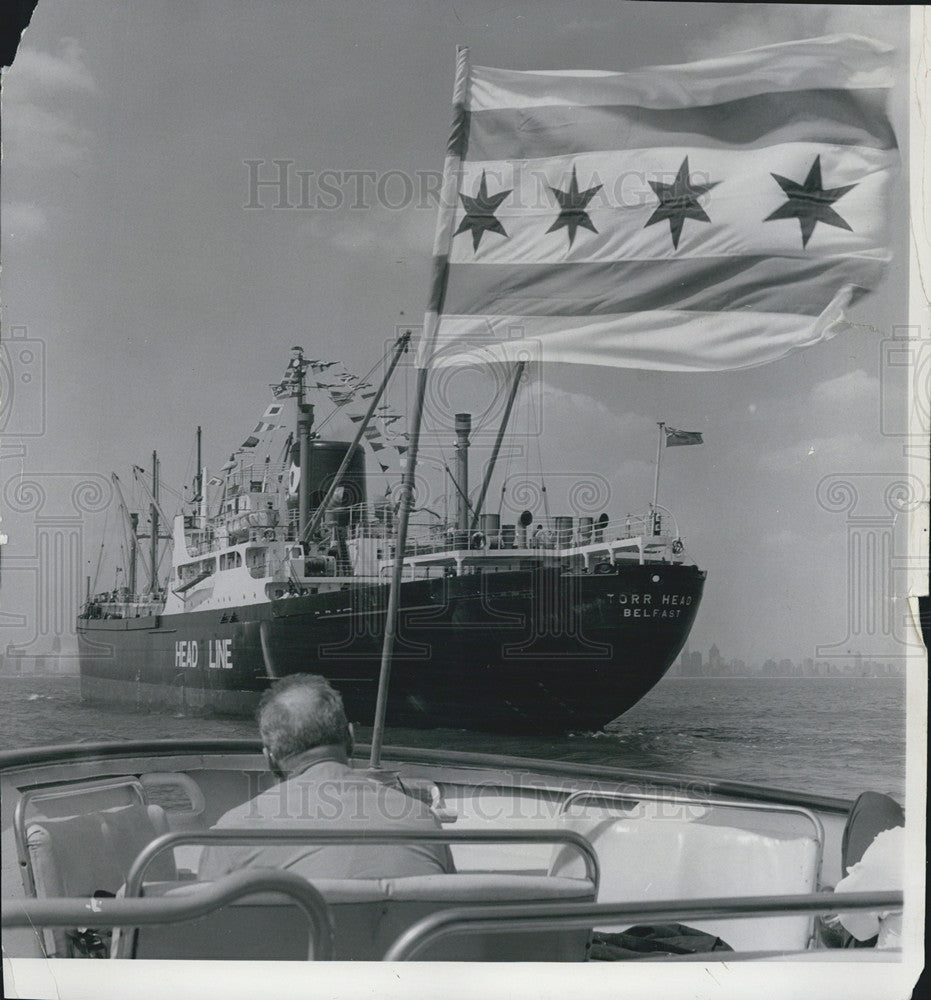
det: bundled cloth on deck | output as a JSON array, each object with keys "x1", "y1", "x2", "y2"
[{"x1": 589, "y1": 923, "x2": 733, "y2": 960}]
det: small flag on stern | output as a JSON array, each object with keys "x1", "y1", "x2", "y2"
[
  {"x1": 418, "y1": 36, "x2": 897, "y2": 373},
  {"x1": 665, "y1": 427, "x2": 704, "y2": 447}
]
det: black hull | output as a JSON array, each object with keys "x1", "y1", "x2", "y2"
[{"x1": 78, "y1": 564, "x2": 704, "y2": 734}]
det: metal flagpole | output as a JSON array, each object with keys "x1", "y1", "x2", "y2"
[
  {"x1": 369, "y1": 46, "x2": 471, "y2": 769},
  {"x1": 651, "y1": 421, "x2": 665, "y2": 511}
]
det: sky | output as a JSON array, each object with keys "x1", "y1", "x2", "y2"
[{"x1": 0, "y1": 1, "x2": 922, "y2": 668}]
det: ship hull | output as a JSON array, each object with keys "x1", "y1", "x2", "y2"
[{"x1": 78, "y1": 563, "x2": 704, "y2": 734}]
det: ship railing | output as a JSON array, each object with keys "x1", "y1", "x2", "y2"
[
  {"x1": 82, "y1": 599, "x2": 162, "y2": 619},
  {"x1": 398, "y1": 509, "x2": 682, "y2": 555},
  {"x1": 383, "y1": 890, "x2": 904, "y2": 961},
  {"x1": 341, "y1": 507, "x2": 684, "y2": 560}
]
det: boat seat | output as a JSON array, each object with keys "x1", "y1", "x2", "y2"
[
  {"x1": 127, "y1": 888, "x2": 322, "y2": 960},
  {"x1": 131, "y1": 872, "x2": 596, "y2": 961},
  {"x1": 550, "y1": 815, "x2": 820, "y2": 953},
  {"x1": 25, "y1": 803, "x2": 176, "y2": 957}
]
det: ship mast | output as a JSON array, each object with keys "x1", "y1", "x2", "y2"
[
  {"x1": 149, "y1": 451, "x2": 159, "y2": 596},
  {"x1": 470, "y1": 361, "x2": 525, "y2": 532},
  {"x1": 195, "y1": 425, "x2": 202, "y2": 502},
  {"x1": 110, "y1": 472, "x2": 151, "y2": 591},
  {"x1": 651, "y1": 421, "x2": 665, "y2": 534},
  {"x1": 293, "y1": 347, "x2": 314, "y2": 539},
  {"x1": 128, "y1": 512, "x2": 138, "y2": 596}
]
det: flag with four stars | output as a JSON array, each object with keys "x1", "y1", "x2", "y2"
[{"x1": 418, "y1": 35, "x2": 897, "y2": 372}]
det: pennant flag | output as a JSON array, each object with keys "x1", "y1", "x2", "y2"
[
  {"x1": 418, "y1": 36, "x2": 897, "y2": 373},
  {"x1": 665, "y1": 427, "x2": 704, "y2": 447},
  {"x1": 349, "y1": 413, "x2": 365, "y2": 423}
]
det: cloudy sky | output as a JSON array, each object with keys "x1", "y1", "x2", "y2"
[{"x1": 1, "y1": 2, "x2": 919, "y2": 666}]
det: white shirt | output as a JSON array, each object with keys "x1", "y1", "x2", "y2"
[{"x1": 834, "y1": 825, "x2": 904, "y2": 948}]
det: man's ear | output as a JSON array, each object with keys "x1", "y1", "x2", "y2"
[
  {"x1": 264, "y1": 746, "x2": 285, "y2": 780},
  {"x1": 346, "y1": 722, "x2": 355, "y2": 758}
]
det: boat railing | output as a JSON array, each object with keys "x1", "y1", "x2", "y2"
[
  {"x1": 123, "y1": 827, "x2": 600, "y2": 899},
  {"x1": 559, "y1": 789, "x2": 824, "y2": 850},
  {"x1": 382, "y1": 889, "x2": 904, "y2": 961},
  {"x1": 2, "y1": 869, "x2": 334, "y2": 961},
  {"x1": 2, "y1": 887, "x2": 903, "y2": 963}
]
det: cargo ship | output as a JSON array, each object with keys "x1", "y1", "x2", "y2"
[{"x1": 78, "y1": 344, "x2": 704, "y2": 733}]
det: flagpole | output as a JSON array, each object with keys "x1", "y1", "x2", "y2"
[
  {"x1": 652, "y1": 421, "x2": 665, "y2": 511},
  {"x1": 369, "y1": 45, "x2": 471, "y2": 770},
  {"x1": 368, "y1": 365, "x2": 427, "y2": 770}
]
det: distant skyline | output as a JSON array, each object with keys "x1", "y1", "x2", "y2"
[
  {"x1": 670, "y1": 641, "x2": 905, "y2": 677},
  {"x1": 1, "y1": 3, "x2": 923, "y2": 670}
]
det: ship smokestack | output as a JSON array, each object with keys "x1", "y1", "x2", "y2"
[{"x1": 455, "y1": 413, "x2": 471, "y2": 535}]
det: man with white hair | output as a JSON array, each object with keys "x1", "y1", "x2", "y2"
[{"x1": 198, "y1": 674, "x2": 452, "y2": 880}]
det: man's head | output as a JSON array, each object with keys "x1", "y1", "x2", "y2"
[{"x1": 257, "y1": 674, "x2": 352, "y2": 773}]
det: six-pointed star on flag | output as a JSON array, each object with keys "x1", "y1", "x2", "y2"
[
  {"x1": 454, "y1": 155, "x2": 859, "y2": 253},
  {"x1": 765, "y1": 154, "x2": 856, "y2": 248},
  {"x1": 547, "y1": 166, "x2": 603, "y2": 247},
  {"x1": 455, "y1": 170, "x2": 512, "y2": 251},
  {"x1": 645, "y1": 156, "x2": 718, "y2": 250}
]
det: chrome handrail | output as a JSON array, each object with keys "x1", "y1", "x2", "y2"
[
  {"x1": 125, "y1": 828, "x2": 599, "y2": 899},
  {"x1": 383, "y1": 889, "x2": 904, "y2": 961},
  {"x1": 560, "y1": 788, "x2": 825, "y2": 845},
  {"x1": 2, "y1": 869, "x2": 335, "y2": 961},
  {"x1": 559, "y1": 788, "x2": 825, "y2": 889}
]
